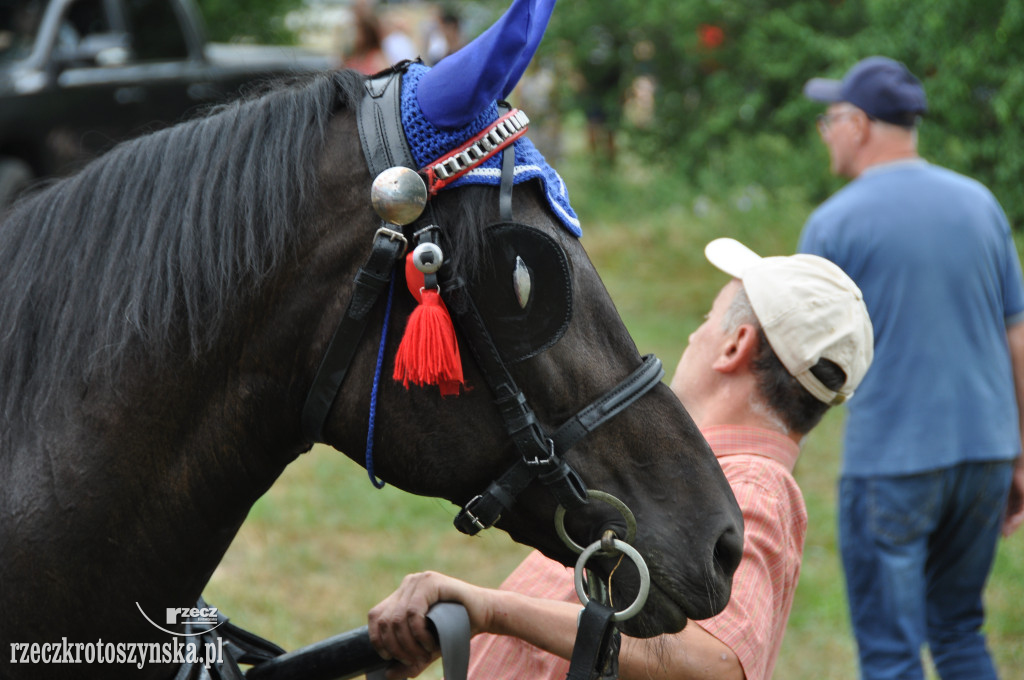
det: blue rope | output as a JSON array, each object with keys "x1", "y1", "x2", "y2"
[{"x1": 365, "y1": 272, "x2": 396, "y2": 489}]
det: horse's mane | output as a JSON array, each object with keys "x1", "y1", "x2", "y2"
[{"x1": 0, "y1": 70, "x2": 366, "y2": 422}]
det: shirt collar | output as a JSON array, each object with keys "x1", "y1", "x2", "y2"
[
  {"x1": 700, "y1": 424, "x2": 801, "y2": 472},
  {"x1": 859, "y1": 157, "x2": 928, "y2": 178}
]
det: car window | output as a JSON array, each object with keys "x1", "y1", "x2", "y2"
[
  {"x1": 0, "y1": 0, "x2": 47, "y2": 62},
  {"x1": 45, "y1": 0, "x2": 126, "y2": 67},
  {"x1": 65, "y1": 0, "x2": 110, "y2": 36},
  {"x1": 123, "y1": 0, "x2": 187, "y2": 61}
]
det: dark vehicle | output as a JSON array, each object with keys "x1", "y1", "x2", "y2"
[{"x1": 0, "y1": 0, "x2": 330, "y2": 207}]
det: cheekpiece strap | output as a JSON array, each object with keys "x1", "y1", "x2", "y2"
[
  {"x1": 300, "y1": 228, "x2": 407, "y2": 442},
  {"x1": 302, "y1": 62, "x2": 416, "y2": 443},
  {"x1": 443, "y1": 274, "x2": 588, "y2": 535}
]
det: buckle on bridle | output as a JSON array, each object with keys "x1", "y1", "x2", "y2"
[
  {"x1": 524, "y1": 438, "x2": 557, "y2": 467},
  {"x1": 373, "y1": 226, "x2": 409, "y2": 258},
  {"x1": 455, "y1": 494, "x2": 494, "y2": 535}
]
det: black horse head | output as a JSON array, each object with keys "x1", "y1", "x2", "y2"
[{"x1": 0, "y1": 2, "x2": 742, "y2": 677}]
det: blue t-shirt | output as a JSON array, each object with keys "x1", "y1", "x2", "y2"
[{"x1": 799, "y1": 160, "x2": 1024, "y2": 477}]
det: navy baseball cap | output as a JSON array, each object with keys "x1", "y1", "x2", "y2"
[{"x1": 804, "y1": 56, "x2": 927, "y2": 126}]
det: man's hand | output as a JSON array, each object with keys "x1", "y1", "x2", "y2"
[
  {"x1": 1007, "y1": 323, "x2": 1024, "y2": 538},
  {"x1": 1003, "y1": 455, "x2": 1024, "y2": 537},
  {"x1": 367, "y1": 571, "x2": 491, "y2": 679}
]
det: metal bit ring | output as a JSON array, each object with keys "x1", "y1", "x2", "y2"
[
  {"x1": 573, "y1": 537, "x2": 651, "y2": 622},
  {"x1": 555, "y1": 490, "x2": 638, "y2": 555}
]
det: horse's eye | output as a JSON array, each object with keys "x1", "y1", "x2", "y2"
[{"x1": 513, "y1": 255, "x2": 532, "y2": 309}]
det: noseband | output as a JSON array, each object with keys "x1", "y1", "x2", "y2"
[{"x1": 301, "y1": 64, "x2": 665, "y2": 536}]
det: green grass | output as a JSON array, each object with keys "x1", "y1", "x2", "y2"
[
  {"x1": 205, "y1": 134, "x2": 1024, "y2": 678},
  {"x1": 207, "y1": 451, "x2": 532, "y2": 655}
]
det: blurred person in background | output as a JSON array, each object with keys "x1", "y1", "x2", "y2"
[
  {"x1": 367, "y1": 239, "x2": 874, "y2": 680},
  {"x1": 512, "y1": 57, "x2": 562, "y2": 162},
  {"x1": 380, "y1": 13, "x2": 417, "y2": 64},
  {"x1": 577, "y1": 23, "x2": 623, "y2": 164},
  {"x1": 799, "y1": 56, "x2": 1024, "y2": 680},
  {"x1": 425, "y1": 6, "x2": 461, "y2": 66},
  {"x1": 338, "y1": 1, "x2": 389, "y2": 75}
]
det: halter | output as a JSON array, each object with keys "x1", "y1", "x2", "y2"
[{"x1": 301, "y1": 63, "x2": 665, "y2": 537}]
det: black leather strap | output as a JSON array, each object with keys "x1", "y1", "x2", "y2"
[
  {"x1": 357, "y1": 63, "x2": 417, "y2": 177},
  {"x1": 300, "y1": 230, "x2": 405, "y2": 442},
  {"x1": 173, "y1": 599, "x2": 285, "y2": 680},
  {"x1": 444, "y1": 270, "x2": 665, "y2": 535},
  {"x1": 444, "y1": 274, "x2": 588, "y2": 535},
  {"x1": 301, "y1": 64, "x2": 417, "y2": 443},
  {"x1": 551, "y1": 354, "x2": 664, "y2": 455},
  {"x1": 565, "y1": 600, "x2": 620, "y2": 680},
  {"x1": 455, "y1": 448, "x2": 583, "y2": 535}
]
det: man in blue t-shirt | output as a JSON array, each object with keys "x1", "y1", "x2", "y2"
[{"x1": 798, "y1": 56, "x2": 1024, "y2": 680}]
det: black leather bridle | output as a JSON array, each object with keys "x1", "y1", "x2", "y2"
[{"x1": 301, "y1": 63, "x2": 666, "y2": 536}]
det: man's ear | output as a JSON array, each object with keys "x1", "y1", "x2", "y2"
[
  {"x1": 711, "y1": 324, "x2": 759, "y2": 374},
  {"x1": 854, "y1": 109, "x2": 873, "y2": 145}
]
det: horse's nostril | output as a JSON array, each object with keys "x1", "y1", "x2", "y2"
[{"x1": 713, "y1": 525, "x2": 744, "y2": 577}]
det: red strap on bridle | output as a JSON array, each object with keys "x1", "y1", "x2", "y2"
[{"x1": 421, "y1": 108, "x2": 529, "y2": 195}]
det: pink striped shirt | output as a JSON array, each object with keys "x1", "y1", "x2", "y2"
[{"x1": 467, "y1": 425, "x2": 806, "y2": 680}]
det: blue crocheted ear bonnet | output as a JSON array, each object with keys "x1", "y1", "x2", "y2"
[
  {"x1": 398, "y1": 0, "x2": 580, "y2": 237},
  {"x1": 400, "y1": 65, "x2": 579, "y2": 236}
]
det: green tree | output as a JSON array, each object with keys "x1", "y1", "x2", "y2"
[
  {"x1": 195, "y1": 0, "x2": 302, "y2": 44},
  {"x1": 546, "y1": 0, "x2": 1024, "y2": 226}
]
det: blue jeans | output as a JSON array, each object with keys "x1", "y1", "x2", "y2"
[{"x1": 839, "y1": 461, "x2": 1013, "y2": 680}]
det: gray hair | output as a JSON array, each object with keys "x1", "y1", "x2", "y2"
[
  {"x1": 721, "y1": 286, "x2": 758, "y2": 335},
  {"x1": 721, "y1": 284, "x2": 846, "y2": 435}
]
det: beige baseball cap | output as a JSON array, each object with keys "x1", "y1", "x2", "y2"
[{"x1": 704, "y1": 238, "x2": 874, "y2": 405}]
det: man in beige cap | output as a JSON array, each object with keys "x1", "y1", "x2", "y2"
[{"x1": 367, "y1": 239, "x2": 874, "y2": 680}]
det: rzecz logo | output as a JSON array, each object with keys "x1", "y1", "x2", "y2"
[{"x1": 136, "y1": 603, "x2": 224, "y2": 637}]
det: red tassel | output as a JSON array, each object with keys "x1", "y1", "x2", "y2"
[{"x1": 393, "y1": 260, "x2": 464, "y2": 396}]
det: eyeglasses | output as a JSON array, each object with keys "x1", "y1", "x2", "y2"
[{"x1": 815, "y1": 110, "x2": 860, "y2": 134}]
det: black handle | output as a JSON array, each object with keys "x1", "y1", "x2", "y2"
[
  {"x1": 245, "y1": 603, "x2": 470, "y2": 680},
  {"x1": 245, "y1": 625, "x2": 386, "y2": 680}
]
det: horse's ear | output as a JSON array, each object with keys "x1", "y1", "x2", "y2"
[{"x1": 417, "y1": 0, "x2": 556, "y2": 130}]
